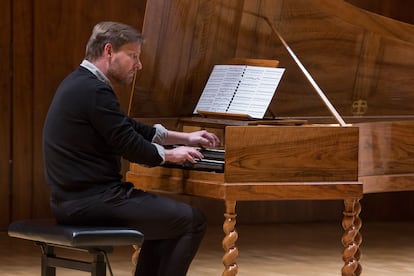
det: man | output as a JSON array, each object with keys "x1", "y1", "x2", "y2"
[{"x1": 43, "y1": 21, "x2": 220, "y2": 276}]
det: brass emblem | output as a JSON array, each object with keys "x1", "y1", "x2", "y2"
[{"x1": 352, "y1": 100, "x2": 368, "y2": 115}]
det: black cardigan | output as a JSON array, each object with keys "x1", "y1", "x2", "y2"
[{"x1": 43, "y1": 66, "x2": 162, "y2": 201}]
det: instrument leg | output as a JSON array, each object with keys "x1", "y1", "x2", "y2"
[
  {"x1": 131, "y1": 244, "x2": 140, "y2": 275},
  {"x1": 341, "y1": 198, "x2": 362, "y2": 276},
  {"x1": 222, "y1": 200, "x2": 239, "y2": 276}
]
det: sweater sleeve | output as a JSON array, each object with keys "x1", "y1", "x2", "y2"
[{"x1": 90, "y1": 85, "x2": 163, "y2": 167}]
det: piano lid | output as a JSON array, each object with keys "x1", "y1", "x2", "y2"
[{"x1": 131, "y1": 0, "x2": 414, "y2": 123}]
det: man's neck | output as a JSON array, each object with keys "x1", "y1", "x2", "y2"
[{"x1": 81, "y1": 59, "x2": 112, "y2": 87}]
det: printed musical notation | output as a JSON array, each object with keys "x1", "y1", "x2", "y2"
[{"x1": 193, "y1": 65, "x2": 285, "y2": 118}]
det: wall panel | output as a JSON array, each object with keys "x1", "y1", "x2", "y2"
[
  {"x1": 0, "y1": 0, "x2": 12, "y2": 229},
  {"x1": 11, "y1": 0, "x2": 34, "y2": 221}
]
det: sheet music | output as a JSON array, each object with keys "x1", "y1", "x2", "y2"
[{"x1": 193, "y1": 65, "x2": 285, "y2": 118}]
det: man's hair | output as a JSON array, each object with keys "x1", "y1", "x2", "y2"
[{"x1": 85, "y1": 21, "x2": 144, "y2": 60}]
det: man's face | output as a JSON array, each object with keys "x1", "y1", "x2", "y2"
[{"x1": 107, "y1": 42, "x2": 142, "y2": 86}]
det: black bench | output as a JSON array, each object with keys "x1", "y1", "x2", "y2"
[{"x1": 8, "y1": 219, "x2": 144, "y2": 276}]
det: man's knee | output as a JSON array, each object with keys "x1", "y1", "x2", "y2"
[{"x1": 191, "y1": 207, "x2": 207, "y2": 234}]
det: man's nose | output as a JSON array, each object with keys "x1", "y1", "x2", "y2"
[{"x1": 135, "y1": 61, "x2": 142, "y2": 71}]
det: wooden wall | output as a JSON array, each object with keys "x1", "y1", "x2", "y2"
[
  {"x1": 0, "y1": 0, "x2": 12, "y2": 229},
  {"x1": 1, "y1": 0, "x2": 414, "y2": 229}
]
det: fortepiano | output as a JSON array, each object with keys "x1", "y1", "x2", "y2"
[
  {"x1": 126, "y1": 1, "x2": 414, "y2": 275},
  {"x1": 128, "y1": 122, "x2": 363, "y2": 276}
]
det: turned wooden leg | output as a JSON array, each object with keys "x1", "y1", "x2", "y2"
[
  {"x1": 131, "y1": 245, "x2": 140, "y2": 275},
  {"x1": 222, "y1": 200, "x2": 239, "y2": 276},
  {"x1": 341, "y1": 198, "x2": 362, "y2": 276}
]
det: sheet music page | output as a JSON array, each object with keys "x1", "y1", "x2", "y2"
[
  {"x1": 227, "y1": 66, "x2": 285, "y2": 118},
  {"x1": 193, "y1": 65, "x2": 245, "y2": 113},
  {"x1": 193, "y1": 65, "x2": 285, "y2": 118}
]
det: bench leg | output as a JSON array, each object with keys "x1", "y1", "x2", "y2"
[
  {"x1": 40, "y1": 244, "x2": 56, "y2": 276},
  {"x1": 38, "y1": 243, "x2": 108, "y2": 276},
  {"x1": 91, "y1": 253, "x2": 107, "y2": 276}
]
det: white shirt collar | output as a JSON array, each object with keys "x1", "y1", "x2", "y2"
[{"x1": 80, "y1": 59, "x2": 112, "y2": 87}]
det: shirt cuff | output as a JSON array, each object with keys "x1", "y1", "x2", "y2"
[
  {"x1": 153, "y1": 143, "x2": 166, "y2": 164},
  {"x1": 152, "y1": 124, "x2": 168, "y2": 145}
]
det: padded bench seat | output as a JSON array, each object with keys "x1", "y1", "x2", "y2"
[{"x1": 8, "y1": 219, "x2": 144, "y2": 276}]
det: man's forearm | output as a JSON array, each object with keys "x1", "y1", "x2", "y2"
[{"x1": 163, "y1": 130, "x2": 190, "y2": 145}]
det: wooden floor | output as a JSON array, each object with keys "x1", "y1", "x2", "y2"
[{"x1": 2, "y1": 221, "x2": 414, "y2": 275}]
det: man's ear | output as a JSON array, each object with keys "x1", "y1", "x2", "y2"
[{"x1": 104, "y1": 43, "x2": 113, "y2": 57}]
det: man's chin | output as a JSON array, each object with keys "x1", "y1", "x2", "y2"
[
  {"x1": 113, "y1": 78, "x2": 133, "y2": 87},
  {"x1": 123, "y1": 75, "x2": 135, "y2": 86}
]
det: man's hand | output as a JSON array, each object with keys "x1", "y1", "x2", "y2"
[
  {"x1": 164, "y1": 146, "x2": 204, "y2": 164},
  {"x1": 187, "y1": 130, "x2": 220, "y2": 148}
]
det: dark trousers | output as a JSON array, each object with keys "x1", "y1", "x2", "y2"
[{"x1": 51, "y1": 183, "x2": 207, "y2": 276}]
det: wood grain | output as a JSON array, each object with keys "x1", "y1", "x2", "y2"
[
  {"x1": 132, "y1": 0, "x2": 414, "y2": 120},
  {"x1": 0, "y1": 0, "x2": 12, "y2": 228},
  {"x1": 225, "y1": 126, "x2": 359, "y2": 182}
]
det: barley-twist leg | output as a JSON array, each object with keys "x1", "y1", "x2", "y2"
[
  {"x1": 131, "y1": 244, "x2": 140, "y2": 275},
  {"x1": 341, "y1": 198, "x2": 362, "y2": 276},
  {"x1": 222, "y1": 200, "x2": 238, "y2": 276}
]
